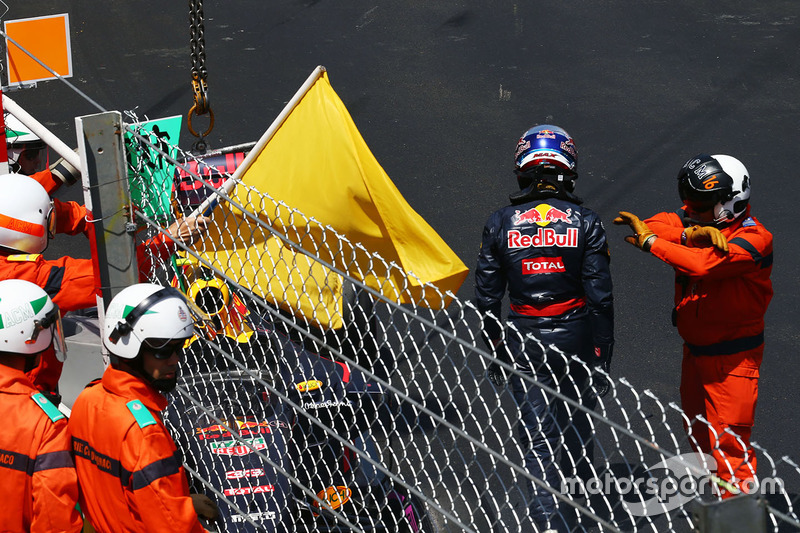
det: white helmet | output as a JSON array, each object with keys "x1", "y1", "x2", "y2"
[
  {"x1": 711, "y1": 154, "x2": 751, "y2": 222},
  {"x1": 677, "y1": 153, "x2": 751, "y2": 226},
  {"x1": 0, "y1": 279, "x2": 64, "y2": 356},
  {"x1": 104, "y1": 283, "x2": 198, "y2": 359},
  {"x1": 5, "y1": 114, "x2": 47, "y2": 175},
  {"x1": 0, "y1": 174, "x2": 53, "y2": 254}
]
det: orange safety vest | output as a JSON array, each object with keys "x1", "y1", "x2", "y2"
[
  {"x1": 30, "y1": 168, "x2": 63, "y2": 196},
  {"x1": 0, "y1": 253, "x2": 97, "y2": 312},
  {"x1": 0, "y1": 253, "x2": 97, "y2": 392},
  {"x1": 53, "y1": 198, "x2": 90, "y2": 237},
  {"x1": 0, "y1": 240, "x2": 178, "y2": 392},
  {"x1": 29, "y1": 169, "x2": 89, "y2": 237},
  {"x1": 646, "y1": 207, "x2": 773, "y2": 350},
  {"x1": 0, "y1": 365, "x2": 82, "y2": 532},
  {"x1": 69, "y1": 366, "x2": 207, "y2": 533}
]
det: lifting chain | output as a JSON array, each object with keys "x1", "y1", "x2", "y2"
[{"x1": 188, "y1": 0, "x2": 214, "y2": 146}]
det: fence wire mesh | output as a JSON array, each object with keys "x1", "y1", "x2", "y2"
[{"x1": 122, "y1": 120, "x2": 800, "y2": 533}]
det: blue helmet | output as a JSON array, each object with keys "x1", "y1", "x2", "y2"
[{"x1": 514, "y1": 124, "x2": 578, "y2": 175}]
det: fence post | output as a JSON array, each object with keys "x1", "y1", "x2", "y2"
[
  {"x1": 691, "y1": 494, "x2": 767, "y2": 533},
  {"x1": 76, "y1": 110, "x2": 138, "y2": 310}
]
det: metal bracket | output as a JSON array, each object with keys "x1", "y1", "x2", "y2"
[{"x1": 691, "y1": 494, "x2": 767, "y2": 533}]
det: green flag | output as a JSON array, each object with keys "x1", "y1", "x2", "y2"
[{"x1": 125, "y1": 115, "x2": 182, "y2": 222}]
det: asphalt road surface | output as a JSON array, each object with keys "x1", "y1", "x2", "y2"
[{"x1": 6, "y1": 1, "x2": 800, "y2": 530}]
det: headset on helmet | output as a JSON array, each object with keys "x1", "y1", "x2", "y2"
[
  {"x1": 103, "y1": 283, "x2": 208, "y2": 359},
  {"x1": 0, "y1": 174, "x2": 54, "y2": 254},
  {"x1": 5, "y1": 114, "x2": 47, "y2": 175},
  {"x1": 677, "y1": 154, "x2": 751, "y2": 226},
  {"x1": 513, "y1": 124, "x2": 578, "y2": 191},
  {"x1": 0, "y1": 279, "x2": 65, "y2": 358}
]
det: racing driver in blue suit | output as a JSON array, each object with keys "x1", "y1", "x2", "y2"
[{"x1": 475, "y1": 124, "x2": 614, "y2": 532}]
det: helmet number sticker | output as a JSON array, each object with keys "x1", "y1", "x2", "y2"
[
  {"x1": 313, "y1": 486, "x2": 352, "y2": 516},
  {"x1": 703, "y1": 179, "x2": 719, "y2": 189}
]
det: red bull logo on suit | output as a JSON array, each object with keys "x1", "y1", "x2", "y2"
[
  {"x1": 513, "y1": 204, "x2": 573, "y2": 227},
  {"x1": 508, "y1": 228, "x2": 579, "y2": 248}
]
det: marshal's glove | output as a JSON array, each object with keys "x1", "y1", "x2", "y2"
[
  {"x1": 49, "y1": 152, "x2": 80, "y2": 187},
  {"x1": 168, "y1": 215, "x2": 211, "y2": 245},
  {"x1": 613, "y1": 211, "x2": 657, "y2": 252},
  {"x1": 683, "y1": 225, "x2": 729, "y2": 253}
]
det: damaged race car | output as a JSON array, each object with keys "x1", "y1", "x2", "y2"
[{"x1": 163, "y1": 250, "x2": 434, "y2": 532}]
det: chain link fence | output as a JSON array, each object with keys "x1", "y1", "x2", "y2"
[{"x1": 118, "y1": 120, "x2": 800, "y2": 533}]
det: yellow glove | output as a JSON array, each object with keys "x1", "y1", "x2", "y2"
[
  {"x1": 612, "y1": 211, "x2": 657, "y2": 252},
  {"x1": 683, "y1": 225, "x2": 729, "y2": 253}
]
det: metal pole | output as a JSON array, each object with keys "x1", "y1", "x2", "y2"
[
  {"x1": 75, "y1": 111, "x2": 137, "y2": 313},
  {"x1": 0, "y1": 87, "x2": 9, "y2": 174}
]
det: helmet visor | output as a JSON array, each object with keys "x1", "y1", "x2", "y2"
[
  {"x1": 678, "y1": 175, "x2": 727, "y2": 214},
  {"x1": 27, "y1": 306, "x2": 67, "y2": 361},
  {"x1": 683, "y1": 196, "x2": 716, "y2": 214},
  {"x1": 142, "y1": 338, "x2": 187, "y2": 360},
  {"x1": 8, "y1": 146, "x2": 47, "y2": 174},
  {"x1": 47, "y1": 203, "x2": 56, "y2": 239}
]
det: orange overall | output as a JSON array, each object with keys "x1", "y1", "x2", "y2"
[
  {"x1": 647, "y1": 207, "x2": 773, "y2": 494},
  {"x1": 5, "y1": 170, "x2": 180, "y2": 391},
  {"x1": 30, "y1": 168, "x2": 66, "y2": 196},
  {"x1": 0, "y1": 235, "x2": 179, "y2": 392},
  {"x1": 0, "y1": 365, "x2": 82, "y2": 532},
  {"x1": 69, "y1": 366, "x2": 206, "y2": 533},
  {"x1": 29, "y1": 168, "x2": 90, "y2": 237}
]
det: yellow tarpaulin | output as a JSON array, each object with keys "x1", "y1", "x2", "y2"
[{"x1": 201, "y1": 68, "x2": 468, "y2": 329}]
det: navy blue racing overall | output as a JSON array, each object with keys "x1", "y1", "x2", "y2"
[{"x1": 475, "y1": 193, "x2": 614, "y2": 530}]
